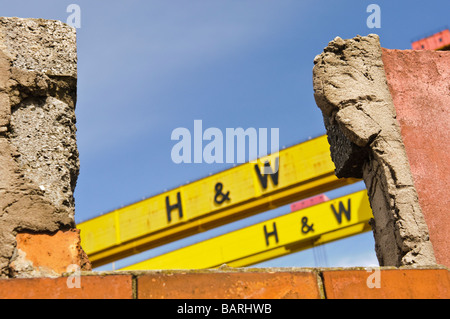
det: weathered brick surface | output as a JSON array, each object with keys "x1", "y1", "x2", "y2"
[
  {"x1": 323, "y1": 268, "x2": 450, "y2": 299},
  {"x1": 10, "y1": 230, "x2": 90, "y2": 276},
  {"x1": 382, "y1": 49, "x2": 450, "y2": 268},
  {"x1": 137, "y1": 270, "x2": 322, "y2": 299},
  {"x1": 0, "y1": 275, "x2": 133, "y2": 299}
]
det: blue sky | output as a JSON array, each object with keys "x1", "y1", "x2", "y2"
[{"x1": 2, "y1": 0, "x2": 449, "y2": 270}]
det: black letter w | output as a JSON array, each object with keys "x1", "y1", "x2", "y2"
[
  {"x1": 331, "y1": 199, "x2": 351, "y2": 224},
  {"x1": 254, "y1": 157, "x2": 279, "y2": 189}
]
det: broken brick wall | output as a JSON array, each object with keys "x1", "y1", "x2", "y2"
[
  {"x1": 313, "y1": 34, "x2": 449, "y2": 268},
  {"x1": 0, "y1": 267, "x2": 448, "y2": 299},
  {"x1": 0, "y1": 17, "x2": 90, "y2": 278}
]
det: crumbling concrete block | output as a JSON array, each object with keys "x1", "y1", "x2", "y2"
[
  {"x1": 313, "y1": 34, "x2": 436, "y2": 267},
  {"x1": 0, "y1": 17, "x2": 90, "y2": 277}
]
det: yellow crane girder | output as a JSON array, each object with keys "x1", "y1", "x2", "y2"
[{"x1": 122, "y1": 190, "x2": 372, "y2": 270}]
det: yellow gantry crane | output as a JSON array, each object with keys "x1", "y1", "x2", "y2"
[
  {"x1": 78, "y1": 135, "x2": 366, "y2": 269},
  {"x1": 78, "y1": 28, "x2": 450, "y2": 270}
]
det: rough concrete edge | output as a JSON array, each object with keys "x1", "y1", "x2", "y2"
[
  {"x1": 314, "y1": 265, "x2": 449, "y2": 272},
  {"x1": 68, "y1": 267, "x2": 321, "y2": 277},
  {"x1": 131, "y1": 274, "x2": 138, "y2": 299},
  {"x1": 314, "y1": 269, "x2": 327, "y2": 299},
  {"x1": 0, "y1": 16, "x2": 77, "y2": 76},
  {"x1": 62, "y1": 265, "x2": 448, "y2": 277}
]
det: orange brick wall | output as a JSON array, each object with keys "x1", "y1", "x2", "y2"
[
  {"x1": 0, "y1": 268, "x2": 448, "y2": 299},
  {"x1": 382, "y1": 49, "x2": 450, "y2": 268},
  {"x1": 12, "y1": 230, "x2": 91, "y2": 276}
]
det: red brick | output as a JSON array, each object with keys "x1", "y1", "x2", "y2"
[
  {"x1": 383, "y1": 49, "x2": 450, "y2": 268},
  {"x1": 137, "y1": 271, "x2": 321, "y2": 299},
  {"x1": 323, "y1": 269, "x2": 450, "y2": 299},
  {"x1": 12, "y1": 229, "x2": 91, "y2": 275},
  {"x1": 0, "y1": 275, "x2": 133, "y2": 299}
]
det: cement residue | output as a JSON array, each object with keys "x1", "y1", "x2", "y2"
[
  {"x1": 10, "y1": 96, "x2": 79, "y2": 215},
  {"x1": 312, "y1": 34, "x2": 436, "y2": 267}
]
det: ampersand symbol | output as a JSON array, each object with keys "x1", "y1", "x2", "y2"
[
  {"x1": 301, "y1": 216, "x2": 314, "y2": 234},
  {"x1": 214, "y1": 182, "x2": 230, "y2": 205}
]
